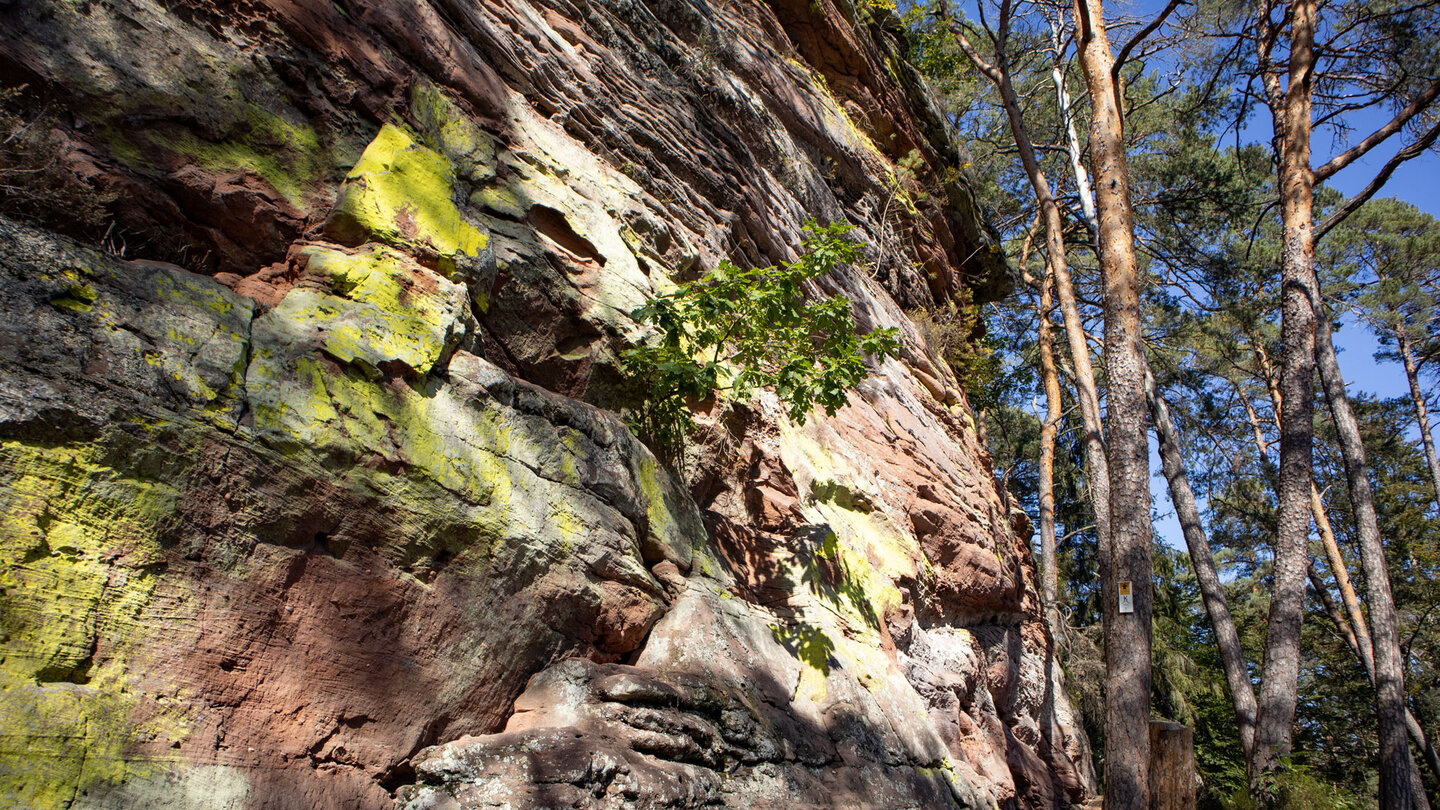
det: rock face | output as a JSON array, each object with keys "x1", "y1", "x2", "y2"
[{"x1": 0, "y1": 0, "x2": 1092, "y2": 808}]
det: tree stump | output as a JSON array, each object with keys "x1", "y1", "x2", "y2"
[{"x1": 1149, "y1": 721, "x2": 1195, "y2": 810}]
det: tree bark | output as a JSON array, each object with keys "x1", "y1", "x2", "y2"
[
  {"x1": 1250, "y1": 0, "x2": 1318, "y2": 797},
  {"x1": 1395, "y1": 328, "x2": 1440, "y2": 510},
  {"x1": 1025, "y1": 222, "x2": 1097, "y2": 799},
  {"x1": 1070, "y1": 1, "x2": 1153, "y2": 807},
  {"x1": 1248, "y1": 351, "x2": 1440, "y2": 802},
  {"x1": 1050, "y1": 18, "x2": 1100, "y2": 242},
  {"x1": 1032, "y1": 245, "x2": 1064, "y2": 641},
  {"x1": 1247, "y1": 338, "x2": 1381, "y2": 683},
  {"x1": 945, "y1": 6, "x2": 1113, "y2": 588},
  {"x1": 1305, "y1": 266, "x2": 1415, "y2": 809},
  {"x1": 1145, "y1": 364, "x2": 1257, "y2": 760}
]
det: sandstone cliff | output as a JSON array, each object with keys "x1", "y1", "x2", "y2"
[{"x1": 0, "y1": 0, "x2": 1094, "y2": 807}]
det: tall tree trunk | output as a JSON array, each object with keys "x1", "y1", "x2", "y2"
[
  {"x1": 1309, "y1": 561, "x2": 1359, "y2": 653},
  {"x1": 1145, "y1": 364, "x2": 1257, "y2": 760},
  {"x1": 1250, "y1": 0, "x2": 1318, "y2": 797},
  {"x1": 1049, "y1": 18, "x2": 1100, "y2": 242},
  {"x1": 949, "y1": 13, "x2": 1122, "y2": 801},
  {"x1": 1070, "y1": 1, "x2": 1153, "y2": 807},
  {"x1": 1248, "y1": 338, "x2": 1381, "y2": 680},
  {"x1": 1246, "y1": 351, "x2": 1440, "y2": 801},
  {"x1": 1309, "y1": 561, "x2": 1438, "y2": 807},
  {"x1": 1395, "y1": 327, "x2": 1440, "y2": 509},
  {"x1": 1031, "y1": 242, "x2": 1064, "y2": 641},
  {"x1": 1251, "y1": 342, "x2": 1380, "y2": 677},
  {"x1": 946, "y1": 8, "x2": 1113, "y2": 588},
  {"x1": 1026, "y1": 224, "x2": 1097, "y2": 798},
  {"x1": 1305, "y1": 267, "x2": 1415, "y2": 808},
  {"x1": 1310, "y1": 486, "x2": 1376, "y2": 672}
]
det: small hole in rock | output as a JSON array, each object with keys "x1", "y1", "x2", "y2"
[{"x1": 528, "y1": 204, "x2": 606, "y2": 266}]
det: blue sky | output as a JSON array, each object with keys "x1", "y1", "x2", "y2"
[
  {"x1": 1323, "y1": 126, "x2": 1439, "y2": 402},
  {"x1": 1144, "y1": 39, "x2": 1440, "y2": 551}
]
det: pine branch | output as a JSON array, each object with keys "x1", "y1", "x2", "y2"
[
  {"x1": 1312, "y1": 76, "x2": 1440, "y2": 183},
  {"x1": 1317, "y1": 116, "x2": 1440, "y2": 240},
  {"x1": 1112, "y1": 0, "x2": 1188, "y2": 79}
]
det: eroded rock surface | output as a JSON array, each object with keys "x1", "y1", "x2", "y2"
[{"x1": 0, "y1": 0, "x2": 1091, "y2": 807}]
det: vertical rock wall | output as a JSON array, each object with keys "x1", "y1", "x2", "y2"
[{"x1": 0, "y1": 0, "x2": 1093, "y2": 807}]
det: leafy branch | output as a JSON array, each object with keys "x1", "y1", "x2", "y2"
[{"x1": 621, "y1": 221, "x2": 900, "y2": 451}]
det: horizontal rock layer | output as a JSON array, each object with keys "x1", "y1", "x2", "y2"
[{"x1": 0, "y1": 0, "x2": 1091, "y2": 808}]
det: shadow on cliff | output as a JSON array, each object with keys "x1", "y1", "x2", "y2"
[
  {"x1": 0, "y1": 0, "x2": 517, "y2": 277},
  {"x1": 140, "y1": 398, "x2": 661, "y2": 809},
  {"x1": 710, "y1": 509, "x2": 884, "y2": 633},
  {"x1": 0, "y1": 1, "x2": 1089, "y2": 807},
  {"x1": 673, "y1": 513, "x2": 981, "y2": 807},
  {"x1": 700, "y1": 488, "x2": 1090, "y2": 810}
]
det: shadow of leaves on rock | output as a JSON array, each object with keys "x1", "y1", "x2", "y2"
[
  {"x1": 768, "y1": 622, "x2": 837, "y2": 677},
  {"x1": 791, "y1": 522, "x2": 883, "y2": 632}
]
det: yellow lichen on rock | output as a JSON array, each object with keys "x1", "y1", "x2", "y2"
[
  {"x1": 287, "y1": 243, "x2": 469, "y2": 379},
  {"x1": 326, "y1": 124, "x2": 488, "y2": 277},
  {"x1": 410, "y1": 83, "x2": 498, "y2": 183},
  {"x1": 0, "y1": 441, "x2": 189, "y2": 808},
  {"x1": 637, "y1": 455, "x2": 696, "y2": 572},
  {"x1": 777, "y1": 419, "x2": 922, "y2": 594},
  {"x1": 770, "y1": 623, "x2": 834, "y2": 703},
  {"x1": 148, "y1": 105, "x2": 329, "y2": 206}
]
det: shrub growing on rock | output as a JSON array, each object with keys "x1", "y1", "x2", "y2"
[{"x1": 622, "y1": 220, "x2": 900, "y2": 450}]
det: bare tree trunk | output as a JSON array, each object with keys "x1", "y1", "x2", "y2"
[
  {"x1": 944, "y1": 14, "x2": 1123, "y2": 801},
  {"x1": 1309, "y1": 560, "x2": 1358, "y2": 650},
  {"x1": 1070, "y1": 1, "x2": 1153, "y2": 806},
  {"x1": 1302, "y1": 561, "x2": 1431, "y2": 810},
  {"x1": 1305, "y1": 267, "x2": 1415, "y2": 809},
  {"x1": 1050, "y1": 17, "x2": 1099, "y2": 241},
  {"x1": 1031, "y1": 245, "x2": 1064, "y2": 641},
  {"x1": 945, "y1": 4, "x2": 1113, "y2": 584},
  {"x1": 1247, "y1": 354, "x2": 1440, "y2": 802},
  {"x1": 1411, "y1": 718, "x2": 1440, "y2": 805},
  {"x1": 1311, "y1": 487, "x2": 1375, "y2": 667},
  {"x1": 1250, "y1": 0, "x2": 1318, "y2": 797},
  {"x1": 1395, "y1": 328, "x2": 1440, "y2": 510},
  {"x1": 1145, "y1": 364, "x2": 1257, "y2": 760},
  {"x1": 1248, "y1": 340, "x2": 1382, "y2": 682},
  {"x1": 1025, "y1": 223, "x2": 1098, "y2": 802}
]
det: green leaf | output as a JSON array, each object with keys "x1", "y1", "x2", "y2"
[{"x1": 622, "y1": 220, "x2": 900, "y2": 451}]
